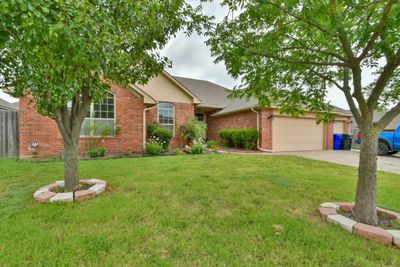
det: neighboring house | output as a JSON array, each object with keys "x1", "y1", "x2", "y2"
[
  {"x1": 352, "y1": 111, "x2": 400, "y2": 132},
  {"x1": 19, "y1": 72, "x2": 353, "y2": 158},
  {"x1": 0, "y1": 98, "x2": 19, "y2": 111},
  {"x1": 175, "y1": 76, "x2": 353, "y2": 152},
  {"x1": 373, "y1": 111, "x2": 400, "y2": 131}
]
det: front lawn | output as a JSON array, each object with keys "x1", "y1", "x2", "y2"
[{"x1": 1, "y1": 154, "x2": 400, "y2": 266}]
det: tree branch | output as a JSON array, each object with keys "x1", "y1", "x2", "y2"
[
  {"x1": 54, "y1": 110, "x2": 72, "y2": 144},
  {"x1": 246, "y1": 49, "x2": 349, "y2": 67},
  {"x1": 281, "y1": 46, "x2": 347, "y2": 62},
  {"x1": 342, "y1": 67, "x2": 362, "y2": 124},
  {"x1": 351, "y1": 66, "x2": 370, "y2": 117},
  {"x1": 264, "y1": 1, "x2": 335, "y2": 37},
  {"x1": 375, "y1": 102, "x2": 400, "y2": 130},
  {"x1": 367, "y1": 50, "x2": 400, "y2": 109},
  {"x1": 305, "y1": 67, "x2": 343, "y2": 90},
  {"x1": 357, "y1": 0, "x2": 393, "y2": 61},
  {"x1": 329, "y1": 0, "x2": 356, "y2": 61}
]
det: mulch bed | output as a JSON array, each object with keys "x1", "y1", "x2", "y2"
[{"x1": 338, "y1": 210, "x2": 400, "y2": 230}]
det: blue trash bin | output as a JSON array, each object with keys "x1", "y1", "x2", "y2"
[{"x1": 333, "y1": 134, "x2": 344, "y2": 150}]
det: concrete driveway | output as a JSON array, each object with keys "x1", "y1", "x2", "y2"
[{"x1": 279, "y1": 150, "x2": 400, "y2": 174}]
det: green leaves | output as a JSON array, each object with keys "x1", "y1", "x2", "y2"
[
  {"x1": 207, "y1": 1, "x2": 400, "y2": 121},
  {"x1": 1, "y1": 0, "x2": 209, "y2": 117}
]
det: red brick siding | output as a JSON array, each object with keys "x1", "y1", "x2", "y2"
[
  {"x1": 259, "y1": 109, "x2": 273, "y2": 150},
  {"x1": 325, "y1": 122, "x2": 334, "y2": 150},
  {"x1": 19, "y1": 96, "x2": 64, "y2": 157},
  {"x1": 206, "y1": 110, "x2": 258, "y2": 141},
  {"x1": 19, "y1": 84, "x2": 145, "y2": 158},
  {"x1": 146, "y1": 102, "x2": 195, "y2": 148}
]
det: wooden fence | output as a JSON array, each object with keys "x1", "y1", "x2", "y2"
[{"x1": 0, "y1": 110, "x2": 19, "y2": 158}]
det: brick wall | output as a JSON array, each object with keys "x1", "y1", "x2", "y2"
[
  {"x1": 206, "y1": 110, "x2": 258, "y2": 141},
  {"x1": 325, "y1": 122, "x2": 334, "y2": 150},
  {"x1": 259, "y1": 109, "x2": 273, "y2": 150},
  {"x1": 146, "y1": 102, "x2": 195, "y2": 148},
  {"x1": 19, "y1": 84, "x2": 145, "y2": 158}
]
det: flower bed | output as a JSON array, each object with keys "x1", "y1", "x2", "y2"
[
  {"x1": 319, "y1": 202, "x2": 400, "y2": 247},
  {"x1": 34, "y1": 179, "x2": 107, "y2": 203}
]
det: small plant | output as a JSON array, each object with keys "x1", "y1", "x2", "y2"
[
  {"x1": 180, "y1": 118, "x2": 206, "y2": 144},
  {"x1": 191, "y1": 143, "x2": 204, "y2": 154},
  {"x1": 145, "y1": 137, "x2": 164, "y2": 156},
  {"x1": 206, "y1": 140, "x2": 221, "y2": 150},
  {"x1": 87, "y1": 147, "x2": 106, "y2": 158},
  {"x1": 147, "y1": 122, "x2": 173, "y2": 151},
  {"x1": 174, "y1": 147, "x2": 184, "y2": 155}
]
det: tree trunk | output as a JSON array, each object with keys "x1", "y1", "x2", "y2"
[
  {"x1": 63, "y1": 138, "x2": 80, "y2": 191},
  {"x1": 353, "y1": 127, "x2": 379, "y2": 225}
]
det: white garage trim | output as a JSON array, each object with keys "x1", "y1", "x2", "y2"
[{"x1": 272, "y1": 116, "x2": 324, "y2": 152}]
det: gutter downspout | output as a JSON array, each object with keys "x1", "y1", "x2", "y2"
[
  {"x1": 143, "y1": 104, "x2": 158, "y2": 150},
  {"x1": 251, "y1": 107, "x2": 273, "y2": 152}
]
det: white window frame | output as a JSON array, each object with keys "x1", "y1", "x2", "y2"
[
  {"x1": 81, "y1": 92, "x2": 116, "y2": 137},
  {"x1": 157, "y1": 102, "x2": 175, "y2": 136}
]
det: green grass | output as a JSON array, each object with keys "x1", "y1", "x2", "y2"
[{"x1": 1, "y1": 154, "x2": 400, "y2": 266}]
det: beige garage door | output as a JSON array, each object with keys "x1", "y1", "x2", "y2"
[
  {"x1": 333, "y1": 121, "x2": 344, "y2": 134},
  {"x1": 272, "y1": 117, "x2": 324, "y2": 151}
]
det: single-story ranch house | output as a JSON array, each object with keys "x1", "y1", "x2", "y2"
[{"x1": 19, "y1": 71, "x2": 353, "y2": 158}]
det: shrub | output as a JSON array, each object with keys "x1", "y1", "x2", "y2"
[
  {"x1": 145, "y1": 139, "x2": 163, "y2": 156},
  {"x1": 219, "y1": 129, "x2": 235, "y2": 147},
  {"x1": 147, "y1": 122, "x2": 173, "y2": 151},
  {"x1": 87, "y1": 147, "x2": 106, "y2": 158},
  {"x1": 191, "y1": 143, "x2": 204, "y2": 154},
  {"x1": 180, "y1": 118, "x2": 206, "y2": 143},
  {"x1": 206, "y1": 140, "x2": 221, "y2": 150},
  {"x1": 151, "y1": 128, "x2": 172, "y2": 150},
  {"x1": 219, "y1": 128, "x2": 258, "y2": 150},
  {"x1": 147, "y1": 121, "x2": 160, "y2": 137}
]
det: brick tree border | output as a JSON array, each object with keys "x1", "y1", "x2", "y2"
[
  {"x1": 34, "y1": 179, "x2": 107, "y2": 203},
  {"x1": 319, "y1": 202, "x2": 400, "y2": 247}
]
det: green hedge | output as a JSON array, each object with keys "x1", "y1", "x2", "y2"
[{"x1": 219, "y1": 128, "x2": 258, "y2": 150}]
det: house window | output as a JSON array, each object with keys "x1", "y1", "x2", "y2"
[
  {"x1": 195, "y1": 112, "x2": 205, "y2": 122},
  {"x1": 158, "y1": 103, "x2": 174, "y2": 134},
  {"x1": 81, "y1": 93, "x2": 116, "y2": 136}
]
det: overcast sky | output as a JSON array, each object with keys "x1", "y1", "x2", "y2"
[
  {"x1": 163, "y1": 1, "x2": 351, "y2": 109},
  {"x1": 1, "y1": 0, "x2": 350, "y2": 109}
]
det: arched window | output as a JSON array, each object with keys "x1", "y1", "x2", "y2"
[
  {"x1": 80, "y1": 93, "x2": 116, "y2": 136},
  {"x1": 158, "y1": 103, "x2": 174, "y2": 134}
]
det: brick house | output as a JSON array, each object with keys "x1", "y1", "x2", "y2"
[{"x1": 19, "y1": 71, "x2": 353, "y2": 158}]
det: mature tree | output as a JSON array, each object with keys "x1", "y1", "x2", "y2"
[
  {"x1": 0, "y1": 0, "x2": 206, "y2": 191},
  {"x1": 208, "y1": 0, "x2": 400, "y2": 225}
]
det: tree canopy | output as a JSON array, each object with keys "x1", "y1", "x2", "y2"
[
  {"x1": 0, "y1": 0, "x2": 208, "y2": 190},
  {"x1": 1, "y1": 0, "x2": 206, "y2": 115},
  {"x1": 207, "y1": 0, "x2": 400, "y2": 225},
  {"x1": 208, "y1": 0, "x2": 400, "y2": 124}
]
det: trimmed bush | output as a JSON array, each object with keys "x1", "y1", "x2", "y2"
[
  {"x1": 191, "y1": 143, "x2": 204, "y2": 154},
  {"x1": 180, "y1": 118, "x2": 206, "y2": 143},
  {"x1": 219, "y1": 128, "x2": 258, "y2": 150}
]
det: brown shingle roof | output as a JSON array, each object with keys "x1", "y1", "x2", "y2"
[
  {"x1": 173, "y1": 76, "x2": 352, "y2": 117},
  {"x1": 374, "y1": 111, "x2": 400, "y2": 130},
  {"x1": 173, "y1": 76, "x2": 230, "y2": 108}
]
